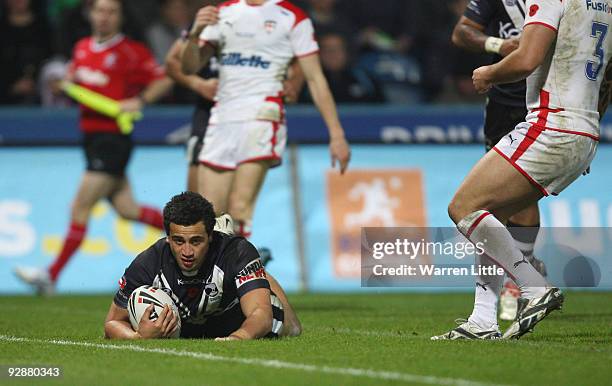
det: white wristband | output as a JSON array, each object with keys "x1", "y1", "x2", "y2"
[{"x1": 484, "y1": 37, "x2": 504, "y2": 54}]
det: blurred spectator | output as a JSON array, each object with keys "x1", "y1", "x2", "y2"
[
  {"x1": 0, "y1": 0, "x2": 53, "y2": 104},
  {"x1": 412, "y1": 0, "x2": 463, "y2": 102},
  {"x1": 340, "y1": 0, "x2": 415, "y2": 55},
  {"x1": 47, "y1": 0, "x2": 80, "y2": 24},
  {"x1": 146, "y1": 0, "x2": 191, "y2": 63},
  {"x1": 56, "y1": 0, "x2": 146, "y2": 58},
  {"x1": 301, "y1": 33, "x2": 384, "y2": 104},
  {"x1": 306, "y1": 0, "x2": 353, "y2": 41},
  {"x1": 38, "y1": 57, "x2": 71, "y2": 107}
]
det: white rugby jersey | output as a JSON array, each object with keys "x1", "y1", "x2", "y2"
[
  {"x1": 523, "y1": 0, "x2": 612, "y2": 139},
  {"x1": 199, "y1": 0, "x2": 319, "y2": 124}
]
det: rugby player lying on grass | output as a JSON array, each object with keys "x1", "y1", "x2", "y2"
[{"x1": 104, "y1": 192, "x2": 301, "y2": 340}]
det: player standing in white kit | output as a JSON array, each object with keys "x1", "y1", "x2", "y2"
[{"x1": 181, "y1": 0, "x2": 350, "y2": 238}]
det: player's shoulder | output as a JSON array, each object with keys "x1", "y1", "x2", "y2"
[
  {"x1": 130, "y1": 238, "x2": 167, "y2": 270},
  {"x1": 120, "y1": 37, "x2": 151, "y2": 53},
  {"x1": 274, "y1": 0, "x2": 309, "y2": 27},
  {"x1": 213, "y1": 232, "x2": 258, "y2": 262},
  {"x1": 218, "y1": 0, "x2": 240, "y2": 9},
  {"x1": 73, "y1": 37, "x2": 92, "y2": 52},
  {"x1": 217, "y1": 0, "x2": 241, "y2": 15}
]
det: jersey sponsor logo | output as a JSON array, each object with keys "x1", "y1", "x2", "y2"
[
  {"x1": 118, "y1": 276, "x2": 126, "y2": 290},
  {"x1": 74, "y1": 66, "x2": 110, "y2": 86},
  {"x1": 529, "y1": 4, "x2": 539, "y2": 17},
  {"x1": 220, "y1": 53, "x2": 271, "y2": 69},
  {"x1": 498, "y1": 22, "x2": 521, "y2": 39},
  {"x1": 586, "y1": 0, "x2": 612, "y2": 14},
  {"x1": 235, "y1": 259, "x2": 266, "y2": 287},
  {"x1": 177, "y1": 277, "x2": 206, "y2": 285}
]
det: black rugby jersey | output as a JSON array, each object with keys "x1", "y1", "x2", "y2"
[
  {"x1": 114, "y1": 231, "x2": 269, "y2": 326},
  {"x1": 465, "y1": 0, "x2": 527, "y2": 107}
]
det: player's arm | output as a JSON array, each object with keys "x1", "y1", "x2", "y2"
[
  {"x1": 452, "y1": 16, "x2": 519, "y2": 57},
  {"x1": 119, "y1": 76, "x2": 174, "y2": 113},
  {"x1": 473, "y1": 24, "x2": 557, "y2": 94},
  {"x1": 298, "y1": 53, "x2": 351, "y2": 174},
  {"x1": 283, "y1": 59, "x2": 305, "y2": 104},
  {"x1": 218, "y1": 288, "x2": 274, "y2": 341},
  {"x1": 181, "y1": 6, "x2": 219, "y2": 74},
  {"x1": 104, "y1": 302, "x2": 178, "y2": 340},
  {"x1": 165, "y1": 39, "x2": 218, "y2": 101}
]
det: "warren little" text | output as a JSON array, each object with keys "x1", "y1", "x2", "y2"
[{"x1": 372, "y1": 264, "x2": 504, "y2": 277}]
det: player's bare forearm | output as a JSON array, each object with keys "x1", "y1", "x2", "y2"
[
  {"x1": 453, "y1": 16, "x2": 519, "y2": 57},
  {"x1": 104, "y1": 303, "x2": 140, "y2": 339},
  {"x1": 140, "y1": 77, "x2": 173, "y2": 105},
  {"x1": 166, "y1": 40, "x2": 199, "y2": 89},
  {"x1": 181, "y1": 37, "x2": 206, "y2": 74},
  {"x1": 452, "y1": 18, "x2": 487, "y2": 53},
  {"x1": 224, "y1": 288, "x2": 273, "y2": 340},
  {"x1": 473, "y1": 25, "x2": 556, "y2": 93},
  {"x1": 104, "y1": 320, "x2": 140, "y2": 340},
  {"x1": 230, "y1": 306, "x2": 273, "y2": 340}
]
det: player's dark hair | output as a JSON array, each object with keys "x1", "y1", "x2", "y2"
[{"x1": 163, "y1": 192, "x2": 216, "y2": 235}]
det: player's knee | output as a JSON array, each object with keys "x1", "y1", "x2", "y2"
[
  {"x1": 228, "y1": 195, "x2": 250, "y2": 220},
  {"x1": 448, "y1": 196, "x2": 466, "y2": 225},
  {"x1": 112, "y1": 203, "x2": 138, "y2": 221},
  {"x1": 70, "y1": 199, "x2": 92, "y2": 222}
]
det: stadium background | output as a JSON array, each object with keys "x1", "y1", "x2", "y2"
[{"x1": 1, "y1": 0, "x2": 611, "y2": 295}]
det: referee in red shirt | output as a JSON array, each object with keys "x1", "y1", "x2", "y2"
[{"x1": 15, "y1": 0, "x2": 173, "y2": 295}]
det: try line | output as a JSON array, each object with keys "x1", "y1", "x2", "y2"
[{"x1": 0, "y1": 335, "x2": 512, "y2": 386}]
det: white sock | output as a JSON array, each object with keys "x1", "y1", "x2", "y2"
[
  {"x1": 457, "y1": 210, "x2": 548, "y2": 299},
  {"x1": 468, "y1": 253, "x2": 503, "y2": 330}
]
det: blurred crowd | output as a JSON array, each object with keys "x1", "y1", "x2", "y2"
[{"x1": 0, "y1": 0, "x2": 490, "y2": 106}]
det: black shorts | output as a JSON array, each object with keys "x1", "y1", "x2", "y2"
[
  {"x1": 484, "y1": 99, "x2": 527, "y2": 151},
  {"x1": 180, "y1": 292, "x2": 284, "y2": 339},
  {"x1": 83, "y1": 132, "x2": 133, "y2": 176},
  {"x1": 186, "y1": 107, "x2": 211, "y2": 166}
]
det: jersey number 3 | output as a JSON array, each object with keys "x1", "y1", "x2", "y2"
[{"x1": 586, "y1": 22, "x2": 609, "y2": 81}]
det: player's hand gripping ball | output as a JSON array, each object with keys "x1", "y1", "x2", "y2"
[{"x1": 128, "y1": 285, "x2": 181, "y2": 338}]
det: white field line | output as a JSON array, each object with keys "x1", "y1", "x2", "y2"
[{"x1": 0, "y1": 335, "x2": 512, "y2": 386}]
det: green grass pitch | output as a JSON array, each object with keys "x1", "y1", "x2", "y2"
[{"x1": 0, "y1": 292, "x2": 610, "y2": 386}]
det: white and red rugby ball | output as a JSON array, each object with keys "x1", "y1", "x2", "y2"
[{"x1": 127, "y1": 285, "x2": 181, "y2": 338}]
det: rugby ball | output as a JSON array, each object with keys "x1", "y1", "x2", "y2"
[{"x1": 127, "y1": 285, "x2": 181, "y2": 338}]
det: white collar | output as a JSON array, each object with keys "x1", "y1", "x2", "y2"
[{"x1": 90, "y1": 33, "x2": 125, "y2": 52}]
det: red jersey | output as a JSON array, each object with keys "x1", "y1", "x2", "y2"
[{"x1": 68, "y1": 34, "x2": 164, "y2": 133}]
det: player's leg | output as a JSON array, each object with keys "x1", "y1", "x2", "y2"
[
  {"x1": 186, "y1": 107, "x2": 209, "y2": 192},
  {"x1": 501, "y1": 204, "x2": 545, "y2": 320},
  {"x1": 484, "y1": 101, "x2": 547, "y2": 319},
  {"x1": 227, "y1": 160, "x2": 272, "y2": 238},
  {"x1": 198, "y1": 164, "x2": 235, "y2": 215},
  {"x1": 14, "y1": 170, "x2": 118, "y2": 294},
  {"x1": 227, "y1": 120, "x2": 285, "y2": 238},
  {"x1": 449, "y1": 149, "x2": 548, "y2": 293},
  {"x1": 432, "y1": 150, "x2": 546, "y2": 340},
  {"x1": 267, "y1": 273, "x2": 302, "y2": 337},
  {"x1": 109, "y1": 177, "x2": 164, "y2": 230}
]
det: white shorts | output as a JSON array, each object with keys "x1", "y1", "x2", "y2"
[
  {"x1": 198, "y1": 120, "x2": 287, "y2": 171},
  {"x1": 493, "y1": 123, "x2": 598, "y2": 196}
]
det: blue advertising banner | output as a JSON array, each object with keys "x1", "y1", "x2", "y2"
[
  {"x1": 1, "y1": 144, "x2": 610, "y2": 293},
  {"x1": 2, "y1": 105, "x2": 612, "y2": 145}
]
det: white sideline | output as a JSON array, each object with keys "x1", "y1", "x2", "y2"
[{"x1": 0, "y1": 335, "x2": 511, "y2": 386}]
